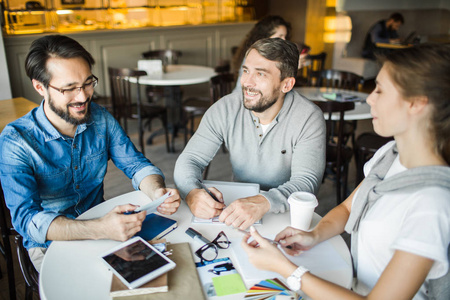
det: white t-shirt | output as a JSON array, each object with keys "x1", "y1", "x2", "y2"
[{"x1": 352, "y1": 141, "x2": 450, "y2": 299}]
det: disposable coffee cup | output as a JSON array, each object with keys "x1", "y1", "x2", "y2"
[{"x1": 288, "y1": 192, "x2": 318, "y2": 231}]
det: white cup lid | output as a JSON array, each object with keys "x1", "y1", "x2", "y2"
[{"x1": 288, "y1": 192, "x2": 318, "y2": 208}]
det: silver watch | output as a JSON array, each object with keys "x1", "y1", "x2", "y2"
[{"x1": 286, "y1": 266, "x2": 309, "y2": 291}]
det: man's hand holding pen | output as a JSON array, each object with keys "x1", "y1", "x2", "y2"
[{"x1": 185, "y1": 186, "x2": 225, "y2": 219}]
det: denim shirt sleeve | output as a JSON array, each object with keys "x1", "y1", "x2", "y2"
[
  {"x1": 102, "y1": 107, "x2": 164, "y2": 188},
  {"x1": 0, "y1": 130, "x2": 60, "y2": 247}
]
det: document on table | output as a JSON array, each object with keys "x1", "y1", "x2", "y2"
[
  {"x1": 230, "y1": 237, "x2": 350, "y2": 285},
  {"x1": 192, "y1": 181, "x2": 262, "y2": 224}
]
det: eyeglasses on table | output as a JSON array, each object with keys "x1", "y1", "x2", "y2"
[{"x1": 185, "y1": 229, "x2": 231, "y2": 263}]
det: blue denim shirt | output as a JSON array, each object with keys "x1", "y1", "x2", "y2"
[{"x1": 0, "y1": 101, "x2": 164, "y2": 249}]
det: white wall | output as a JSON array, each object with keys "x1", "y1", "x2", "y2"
[{"x1": 0, "y1": 30, "x2": 12, "y2": 100}]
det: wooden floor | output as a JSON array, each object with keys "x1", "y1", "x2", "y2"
[{"x1": 0, "y1": 99, "x2": 375, "y2": 299}]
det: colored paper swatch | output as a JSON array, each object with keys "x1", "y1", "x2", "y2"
[
  {"x1": 244, "y1": 278, "x2": 301, "y2": 300},
  {"x1": 212, "y1": 273, "x2": 247, "y2": 296}
]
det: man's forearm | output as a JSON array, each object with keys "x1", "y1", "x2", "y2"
[
  {"x1": 139, "y1": 174, "x2": 166, "y2": 199},
  {"x1": 46, "y1": 216, "x2": 105, "y2": 241}
]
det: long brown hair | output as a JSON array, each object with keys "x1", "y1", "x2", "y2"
[
  {"x1": 232, "y1": 15, "x2": 291, "y2": 79},
  {"x1": 379, "y1": 44, "x2": 450, "y2": 165}
]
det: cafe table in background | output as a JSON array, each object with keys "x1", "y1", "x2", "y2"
[
  {"x1": 294, "y1": 86, "x2": 372, "y2": 121},
  {"x1": 128, "y1": 64, "x2": 216, "y2": 150},
  {"x1": 39, "y1": 190, "x2": 353, "y2": 300}
]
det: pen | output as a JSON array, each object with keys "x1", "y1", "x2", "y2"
[
  {"x1": 185, "y1": 227, "x2": 211, "y2": 245},
  {"x1": 197, "y1": 179, "x2": 221, "y2": 203}
]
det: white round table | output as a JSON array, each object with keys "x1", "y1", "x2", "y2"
[
  {"x1": 128, "y1": 64, "x2": 216, "y2": 151},
  {"x1": 294, "y1": 87, "x2": 372, "y2": 121},
  {"x1": 39, "y1": 191, "x2": 353, "y2": 300},
  {"x1": 129, "y1": 64, "x2": 216, "y2": 86}
]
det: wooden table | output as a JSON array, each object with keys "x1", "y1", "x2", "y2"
[
  {"x1": 0, "y1": 97, "x2": 38, "y2": 132},
  {"x1": 375, "y1": 42, "x2": 412, "y2": 49}
]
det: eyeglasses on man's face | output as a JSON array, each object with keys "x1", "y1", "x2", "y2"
[
  {"x1": 195, "y1": 231, "x2": 231, "y2": 263},
  {"x1": 48, "y1": 75, "x2": 98, "y2": 98}
]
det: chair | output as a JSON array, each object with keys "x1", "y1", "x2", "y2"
[
  {"x1": 319, "y1": 69, "x2": 364, "y2": 148},
  {"x1": 1, "y1": 181, "x2": 39, "y2": 300},
  {"x1": 313, "y1": 100, "x2": 355, "y2": 204},
  {"x1": 141, "y1": 49, "x2": 182, "y2": 65},
  {"x1": 319, "y1": 69, "x2": 364, "y2": 91},
  {"x1": 183, "y1": 73, "x2": 235, "y2": 145},
  {"x1": 182, "y1": 73, "x2": 235, "y2": 179},
  {"x1": 108, "y1": 67, "x2": 171, "y2": 154},
  {"x1": 296, "y1": 52, "x2": 327, "y2": 87},
  {"x1": 354, "y1": 132, "x2": 394, "y2": 185}
]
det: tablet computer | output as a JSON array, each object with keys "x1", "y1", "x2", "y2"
[{"x1": 100, "y1": 236, "x2": 176, "y2": 289}]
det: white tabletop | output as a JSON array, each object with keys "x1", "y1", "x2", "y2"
[
  {"x1": 128, "y1": 64, "x2": 216, "y2": 86},
  {"x1": 39, "y1": 191, "x2": 353, "y2": 300},
  {"x1": 294, "y1": 87, "x2": 372, "y2": 121}
]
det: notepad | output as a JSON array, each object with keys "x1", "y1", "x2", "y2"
[
  {"x1": 192, "y1": 180, "x2": 262, "y2": 224},
  {"x1": 136, "y1": 213, "x2": 178, "y2": 241},
  {"x1": 230, "y1": 238, "x2": 350, "y2": 285}
]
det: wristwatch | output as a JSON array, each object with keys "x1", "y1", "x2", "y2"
[{"x1": 287, "y1": 266, "x2": 309, "y2": 291}]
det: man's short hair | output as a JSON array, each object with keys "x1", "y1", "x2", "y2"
[
  {"x1": 389, "y1": 12, "x2": 404, "y2": 24},
  {"x1": 25, "y1": 35, "x2": 95, "y2": 87},
  {"x1": 245, "y1": 38, "x2": 299, "y2": 80}
]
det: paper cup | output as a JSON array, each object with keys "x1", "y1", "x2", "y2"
[{"x1": 288, "y1": 192, "x2": 318, "y2": 231}]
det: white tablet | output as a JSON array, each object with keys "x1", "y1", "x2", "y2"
[{"x1": 99, "y1": 236, "x2": 176, "y2": 289}]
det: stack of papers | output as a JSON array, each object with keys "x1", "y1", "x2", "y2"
[{"x1": 244, "y1": 278, "x2": 300, "y2": 300}]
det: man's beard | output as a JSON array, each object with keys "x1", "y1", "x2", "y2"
[
  {"x1": 48, "y1": 95, "x2": 92, "y2": 126},
  {"x1": 242, "y1": 86, "x2": 280, "y2": 113}
]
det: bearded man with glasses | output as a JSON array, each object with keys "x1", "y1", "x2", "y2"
[{"x1": 0, "y1": 35, "x2": 181, "y2": 272}]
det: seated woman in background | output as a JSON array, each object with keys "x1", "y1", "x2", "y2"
[
  {"x1": 242, "y1": 43, "x2": 450, "y2": 300},
  {"x1": 232, "y1": 15, "x2": 291, "y2": 90}
]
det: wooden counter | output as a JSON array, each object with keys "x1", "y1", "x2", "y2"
[
  {"x1": 0, "y1": 97, "x2": 38, "y2": 132},
  {"x1": 3, "y1": 23, "x2": 254, "y2": 103}
]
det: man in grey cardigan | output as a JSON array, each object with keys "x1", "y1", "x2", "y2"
[{"x1": 174, "y1": 38, "x2": 325, "y2": 230}]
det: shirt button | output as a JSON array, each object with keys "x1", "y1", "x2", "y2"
[
  {"x1": 256, "y1": 126, "x2": 259, "y2": 128},
  {"x1": 73, "y1": 144, "x2": 77, "y2": 149},
  {"x1": 76, "y1": 185, "x2": 79, "y2": 189},
  {"x1": 74, "y1": 166, "x2": 78, "y2": 170},
  {"x1": 259, "y1": 134, "x2": 262, "y2": 137}
]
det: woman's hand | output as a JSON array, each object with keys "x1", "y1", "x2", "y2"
[
  {"x1": 275, "y1": 226, "x2": 319, "y2": 256},
  {"x1": 241, "y1": 226, "x2": 297, "y2": 275}
]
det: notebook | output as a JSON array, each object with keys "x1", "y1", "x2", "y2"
[
  {"x1": 192, "y1": 180, "x2": 262, "y2": 224},
  {"x1": 136, "y1": 213, "x2": 178, "y2": 241}
]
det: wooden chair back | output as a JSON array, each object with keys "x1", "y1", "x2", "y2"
[
  {"x1": 1, "y1": 181, "x2": 39, "y2": 299},
  {"x1": 305, "y1": 52, "x2": 327, "y2": 86},
  {"x1": 141, "y1": 49, "x2": 182, "y2": 65},
  {"x1": 108, "y1": 67, "x2": 150, "y2": 153},
  {"x1": 209, "y1": 73, "x2": 235, "y2": 103},
  {"x1": 319, "y1": 69, "x2": 364, "y2": 91}
]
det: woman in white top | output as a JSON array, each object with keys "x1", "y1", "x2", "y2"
[{"x1": 242, "y1": 43, "x2": 450, "y2": 299}]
